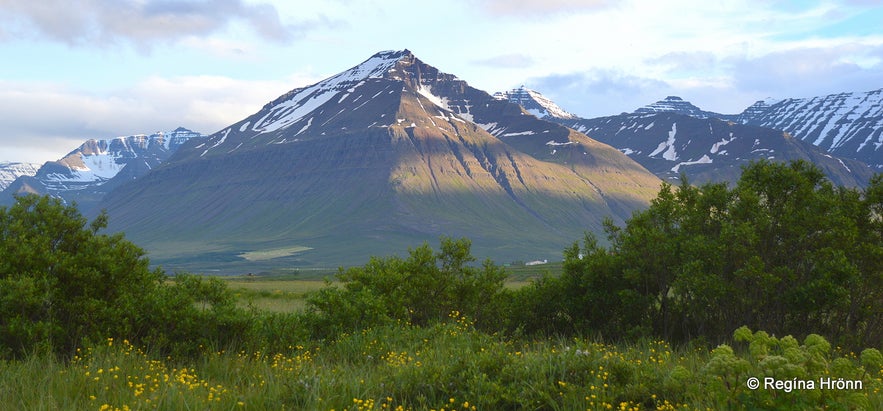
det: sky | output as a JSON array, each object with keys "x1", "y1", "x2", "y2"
[{"x1": 1, "y1": 0, "x2": 882, "y2": 164}]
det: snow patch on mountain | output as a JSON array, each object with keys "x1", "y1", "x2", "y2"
[
  {"x1": 51, "y1": 151, "x2": 125, "y2": 183},
  {"x1": 649, "y1": 123, "x2": 679, "y2": 161},
  {"x1": 416, "y1": 83, "x2": 451, "y2": 111},
  {"x1": 43, "y1": 127, "x2": 201, "y2": 186},
  {"x1": 739, "y1": 88, "x2": 883, "y2": 168},
  {"x1": 635, "y1": 96, "x2": 719, "y2": 119},
  {"x1": 671, "y1": 155, "x2": 713, "y2": 173},
  {"x1": 710, "y1": 133, "x2": 736, "y2": 154}
]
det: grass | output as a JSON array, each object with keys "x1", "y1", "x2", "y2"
[
  {"x1": 4, "y1": 321, "x2": 881, "y2": 411},
  {"x1": 227, "y1": 278, "x2": 332, "y2": 313},
  {"x1": 7, "y1": 267, "x2": 879, "y2": 410}
]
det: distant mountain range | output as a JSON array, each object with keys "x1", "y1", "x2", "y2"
[
  {"x1": 1, "y1": 127, "x2": 201, "y2": 211},
  {"x1": 631, "y1": 90, "x2": 883, "y2": 171},
  {"x1": 493, "y1": 86, "x2": 577, "y2": 120},
  {"x1": 500, "y1": 88, "x2": 879, "y2": 187}
]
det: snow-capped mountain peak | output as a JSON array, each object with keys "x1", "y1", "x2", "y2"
[
  {"x1": 249, "y1": 50, "x2": 414, "y2": 135},
  {"x1": 494, "y1": 86, "x2": 577, "y2": 120},
  {"x1": 48, "y1": 127, "x2": 201, "y2": 184},
  {"x1": 634, "y1": 96, "x2": 719, "y2": 119},
  {"x1": 0, "y1": 162, "x2": 40, "y2": 191},
  {"x1": 1, "y1": 127, "x2": 202, "y2": 211}
]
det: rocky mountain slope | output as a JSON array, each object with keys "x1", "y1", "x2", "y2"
[
  {"x1": 738, "y1": 89, "x2": 883, "y2": 170},
  {"x1": 492, "y1": 86, "x2": 577, "y2": 120},
  {"x1": 101, "y1": 50, "x2": 662, "y2": 271}
]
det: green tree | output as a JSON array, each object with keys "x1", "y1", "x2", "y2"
[
  {"x1": 0, "y1": 194, "x2": 250, "y2": 358},
  {"x1": 521, "y1": 160, "x2": 883, "y2": 348},
  {"x1": 0, "y1": 195, "x2": 164, "y2": 357}
]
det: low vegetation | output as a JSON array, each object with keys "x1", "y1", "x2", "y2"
[{"x1": 1, "y1": 160, "x2": 881, "y2": 410}]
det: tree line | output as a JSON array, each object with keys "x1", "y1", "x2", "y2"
[{"x1": 511, "y1": 160, "x2": 883, "y2": 348}]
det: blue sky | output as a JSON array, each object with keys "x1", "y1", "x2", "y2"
[{"x1": 1, "y1": 0, "x2": 882, "y2": 163}]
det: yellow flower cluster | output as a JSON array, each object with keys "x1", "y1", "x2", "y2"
[
  {"x1": 349, "y1": 397, "x2": 410, "y2": 411},
  {"x1": 447, "y1": 310, "x2": 474, "y2": 336},
  {"x1": 74, "y1": 339, "x2": 243, "y2": 410}
]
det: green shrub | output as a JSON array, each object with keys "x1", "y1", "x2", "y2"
[
  {"x1": 513, "y1": 161, "x2": 883, "y2": 350},
  {"x1": 306, "y1": 237, "x2": 508, "y2": 335},
  {"x1": 0, "y1": 195, "x2": 254, "y2": 358},
  {"x1": 0, "y1": 195, "x2": 165, "y2": 357}
]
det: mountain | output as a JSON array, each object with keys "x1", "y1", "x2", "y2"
[
  {"x1": 1, "y1": 127, "x2": 201, "y2": 210},
  {"x1": 736, "y1": 88, "x2": 883, "y2": 170},
  {"x1": 622, "y1": 91, "x2": 883, "y2": 171},
  {"x1": 634, "y1": 96, "x2": 727, "y2": 120},
  {"x1": 556, "y1": 112, "x2": 874, "y2": 187},
  {"x1": 492, "y1": 86, "x2": 577, "y2": 120},
  {"x1": 492, "y1": 90, "x2": 874, "y2": 187},
  {"x1": 100, "y1": 50, "x2": 662, "y2": 271},
  {"x1": 0, "y1": 162, "x2": 39, "y2": 191}
]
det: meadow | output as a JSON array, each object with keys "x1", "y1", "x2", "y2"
[
  {"x1": 2, "y1": 272, "x2": 882, "y2": 411},
  {"x1": 3, "y1": 308, "x2": 882, "y2": 410}
]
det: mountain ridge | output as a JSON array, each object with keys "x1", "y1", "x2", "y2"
[
  {"x1": 612, "y1": 90, "x2": 883, "y2": 170},
  {"x1": 496, "y1": 88, "x2": 877, "y2": 186}
]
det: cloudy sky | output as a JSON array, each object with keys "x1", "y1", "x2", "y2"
[{"x1": 1, "y1": 0, "x2": 882, "y2": 163}]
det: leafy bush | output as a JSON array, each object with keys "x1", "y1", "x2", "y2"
[
  {"x1": 700, "y1": 326, "x2": 879, "y2": 410},
  {"x1": 513, "y1": 161, "x2": 883, "y2": 349},
  {"x1": 306, "y1": 237, "x2": 508, "y2": 336},
  {"x1": 0, "y1": 194, "x2": 250, "y2": 358},
  {"x1": 0, "y1": 195, "x2": 166, "y2": 357}
]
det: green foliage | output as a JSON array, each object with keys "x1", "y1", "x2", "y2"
[
  {"x1": 137, "y1": 274, "x2": 253, "y2": 356},
  {"x1": 306, "y1": 237, "x2": 508, "y2": 335},
  {"x1": 509, "y1": 232, "x2": 651, "y2": 338},
  {"x1": 0, "y1": 195, "x2": 164, "y2": 357},
  {"x1": 0, "y1": 194, "x2": 251, "y2": 358},
  {"x1": 699, "y1": 327, "x2": 880, "y2": 410},
  {"x1": 516, "y1": 160, "x2": 883, "y2": 349}
]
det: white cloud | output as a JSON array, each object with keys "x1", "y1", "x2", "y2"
[
  {"x1": 475, "y1": 0, "x2": 613, "y2": 17},
  {"x1": 0, "y1": 0, "x2": 336, "y2": 51},
  {"x1": 0, "y1": 73, "x2": 322, "y2": 163},
  {"x1": 2, "y1": 0, "x2": 883, "y2": 163}
]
